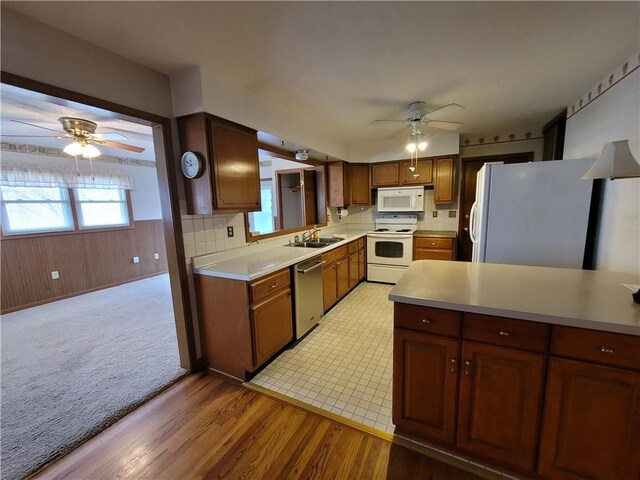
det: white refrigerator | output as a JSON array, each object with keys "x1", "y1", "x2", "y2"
[{"x1": 470, "y1": 159, "x2": 596, "y2": 268}]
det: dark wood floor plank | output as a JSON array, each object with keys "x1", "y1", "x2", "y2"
[{"x1": 33, "y1": 374, "x2": 488, "y2": 480}]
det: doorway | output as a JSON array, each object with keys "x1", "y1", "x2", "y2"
[{"x1": 458, "y1": 152, "x2": 534, "y2": 261}]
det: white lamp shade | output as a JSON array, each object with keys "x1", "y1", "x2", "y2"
[
  {"x1": 582, "y1": 140, "x2": 640, "y2": 180},
  {"x1": 63, "y1": 141, "x2": 83, "y2": 156},
  {"x1": 81, "y1": 144, "x2": 101, "y2": 158}
]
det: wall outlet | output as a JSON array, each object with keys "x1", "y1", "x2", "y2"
[
  {"x1": 227, "y1": 226, "x2": 234, "y2": 237},
  {"x1": 51, "y1": 271, "x2": 59, "y2": 280},
  {"x1": 432, "y1": 211, "x2": 438, "y2": 218},
  {"x1": 448, "y1": 210, "x2": 457, "y2": 218},
  {"x1": 154, "y1": 253, "x2": 160, "y2": 260},
  {"x1": 132, "y1": 256, "x2": 140, "y2": 264}
]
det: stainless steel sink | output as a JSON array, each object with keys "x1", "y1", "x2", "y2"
[
  {"x1": 287, "y1": 241, "x2": 328, "y2": 248},
  {"x1": 318, "y1": 237, "x2": 342, "y2": 244}
]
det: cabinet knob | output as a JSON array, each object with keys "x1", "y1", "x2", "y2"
[
  {"x1": 450, "y1": 358, "x2": 457, "y2": 374},
  {"x1": 464, "y1": 360, "x2": 472, "y2": 376},
  {"x1": 499, "y1": 331, "x2": 510, "y2": 336},
  {"x1": 601, "y1": 346, "x2": 614, "y2": 354},
  {"x1": 422, "y1": 318, "x2": 431, "y2": 324},
  {"x1": 430, "y1": 242, "x2": 437, "y2": 246},
  {"x1": 269, "y1": 282, "x2": 278, "y2": 289}
]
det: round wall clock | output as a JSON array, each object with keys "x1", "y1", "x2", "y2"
[{"x1": 181, "y1": 151, "x2": 204, "y2": 179}]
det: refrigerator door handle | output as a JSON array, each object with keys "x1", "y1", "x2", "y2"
[{"x1": 469, "y1": 202, "x2": 478, "y2": 243}]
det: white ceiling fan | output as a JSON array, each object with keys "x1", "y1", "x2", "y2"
[
  {"x1": 373, "y1": 101, "x2": 465, "y2": 131},
  {"x1": 2, "y1": 117, "x2": 145, "y2": 157}
]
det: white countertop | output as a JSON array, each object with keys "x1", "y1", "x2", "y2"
[
  {"x1": 193, "y1": 228, "x2": 369, "y2": 281},
  {"x1": 389, "y1": 260, "x2": 640, "y2": 336}
]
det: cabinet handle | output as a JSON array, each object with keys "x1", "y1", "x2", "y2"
[
  {"x1": 268, "y1": 282, "x2": 278, "y2": 289},
  {"x1": 422, "y1": 318, "x2": 431, "y2": 324},
  {"x1": 499, "y1": 331, "x2": 510, "y2": 336},
  {"x1": 430, "y1": 242, "x2": 437, "y2": 246},
  {"x1": 601, "y1": 346, "x2": 614, "y2": 354},
  {"x1": 450, "y1": 358, "x2": 457, "y2": 374},
  {"x1": 464, "y1": 360, "x2": 472, "y2": 376}
]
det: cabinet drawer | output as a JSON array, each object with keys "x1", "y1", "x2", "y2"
[
  {"x1": 249, "y1": 268, "x2": 290, "y2": 304},
  {"x1": 322, "y1": 245, "x2": 348, "y2": 265},
  {"x1": 395, "y1": 303, "x2": 461, "y2": 338},
  {"x1": 552, "y1": 326, "x2": 640, "y2": 371},
  {"x1": 348, "y1": 240, "x2": 358, "y2": 254},
  {"x1": 463, "y1": 313, "x2": 549, "y2": 353},
  {"x1": 414, "y1": 237, "x2": 453, "y2": 249},
  {"x1": 414, "y1": 248, "x2": 453, "y2": 261}
]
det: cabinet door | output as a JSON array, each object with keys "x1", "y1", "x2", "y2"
[
  {"x1": 400, "y1": 159, "x2": 433, "y2": 185},
  {"x1": 351, "y1": 164, "x2": 371, "y2": 205},
  {"x1": 348, "y1": 251, "x2": 359, "y2": 289},
  {"x1": 414, "y1": 248, "x2": 454, "y2": 261},
  {"x1": 322, "y1": 264, "x2": 337, "y2": 311},
  {"x1": 457, "y1": 341, "x2": 545, "y2": 471},
  {"x1": 538, "y1": 358, "x2": 640, "y2": 480},
  {"x1": 358, "y1": 247, "x2": 366, "y2": 280},
  {"x1": 372, "y1": 163, "x2": 400, "y2": 187},
  {"x1": 250, "y1": 289, "x2": 293, "y2": 368},
  {"x1": 393, "y1": 329, "x2": 459, "y2": 444},
  {"x1": 327, "y1": 161, "x2": 351, "y2": 208},
  {"x1": 209, "y1": 117, "x2": 261, "y2": 210},
  {"x1": 434, "y1": 157, "x2": 455, "y2": 204},
  {"x1": 336, "y1": 257, "x2": 349, "y2": 298}
]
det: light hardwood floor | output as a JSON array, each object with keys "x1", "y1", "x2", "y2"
[{"x1": 34, "y1": 373, "x2": 489, "y2": 480}]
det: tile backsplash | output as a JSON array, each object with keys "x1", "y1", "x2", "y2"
[{"x1": 182, "y1": 189, "x2": 459, "y2": 261}]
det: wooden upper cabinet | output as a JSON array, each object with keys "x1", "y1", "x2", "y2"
[
  {"x1": 400, "y1": 159, "x2": 433, "y2": 185},
  {"x1": 177, "y1": 113, "x2": 260, "y2": 214},
  {"x1": 434, "y1": 157, "x2": 455, "y2": 204},
  {"x1": 456, "y1": 341, "x2": 545, "y2": 471},
  {"x1": 538, "y1": 358, "x2": 640, "y2": 480},
  {"x1": 371, "y1": 163, "x2": 400, "y2": 187},
  {"x1": 393, "y1": 328, "x2": 459, "y2": 445},
  {"x1": 350, "y1": 164, "x2": 371, "y2": 205},
  {"x1": 327, "y1": 161, "x2": 352, "y2": 208}
]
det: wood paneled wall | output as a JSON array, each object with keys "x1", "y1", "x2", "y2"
[{"x1": 1, "y1": 220, "x2": 168, "y2": 313}]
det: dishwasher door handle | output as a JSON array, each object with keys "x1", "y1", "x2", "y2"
[{"x1": 298, "y1": 261, "x2": 325, "y2": 274}]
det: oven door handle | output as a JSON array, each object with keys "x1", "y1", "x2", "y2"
[{"x1": 367, "y1": 234, "x2": 412, "y2": 240}]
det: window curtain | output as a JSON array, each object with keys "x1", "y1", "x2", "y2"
[{"x1": 0, "y1": 163, "x2": 135, "y2": 190}]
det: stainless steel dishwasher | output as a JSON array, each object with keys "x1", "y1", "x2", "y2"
[{"x1": 293, "y1": 255, "x2": 325, "y2": 339}]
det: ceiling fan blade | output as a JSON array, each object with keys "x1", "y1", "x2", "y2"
[
  {"x1": 0, "y1": 134, "x2": 67, "y2": 138},
  {"x1": 423, "y1": 120, "x2": 464, "y2": 131},
  {"x1": 424, "y1": 103, "x2": 465, "y2": 120},
  {"x1": 10, "y1": 119, "x2": 63, "y2": 134},
  {"x1": 92, "y1": 132, "x2": 129, "y2": 140},
  {"x1": 92, "y1": 139, "x2": 145, "y2": 153},
  {"x1": 372, "y1": 119, "x2": 407, "y2": 124}
]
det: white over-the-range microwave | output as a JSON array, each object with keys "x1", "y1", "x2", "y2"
[{"x1": 376, "y1": 186, "x2": 425, "y2": 213}]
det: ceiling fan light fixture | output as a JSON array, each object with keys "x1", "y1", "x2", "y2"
[
  {"x1": 63, "y1": 141, "x2": 83, "y2": 156},
  {"x1": 82, "y1": 143, "x2": 101, "y2": 159},
  {"x1": 417, "y1": 139, "x2": 428, "y2": 151}
]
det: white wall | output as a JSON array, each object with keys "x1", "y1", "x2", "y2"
[
  {"x1": 459, "y1": 138, "x2": 544, "y2": 161},
  {"x1": 563, "y1": 65, "x2": 640, "y2": 275},
  {"x1": 1, "y1": 8, "x2": 173, "y2": 118},
  {"x1": 1, "y1": 151, "x2": 163, "y2": 220}
]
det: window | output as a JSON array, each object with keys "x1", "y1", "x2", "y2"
[
  {"x1": 74, "y1": 188, "x2": 130, "y2": 229},
  {"x1": 248, "y1": 180, "x2": 275, "y2": 235},
  {"x1": 0, "y1": 186, "x2": 74, "y2": 235}
]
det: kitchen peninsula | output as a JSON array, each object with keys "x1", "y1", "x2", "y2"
[{"x1": 389, "y1": 260, "x2": 640, "y2": 480}]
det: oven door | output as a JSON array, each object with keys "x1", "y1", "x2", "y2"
[{"x1": 367, "y1": 234, "x2": 413, "y2": 266}]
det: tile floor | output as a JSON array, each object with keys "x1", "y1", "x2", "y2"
[{"x1": 250, "y1": 281, "x2": 395, "y2": 433}]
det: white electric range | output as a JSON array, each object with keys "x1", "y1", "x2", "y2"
[{"x1": 367, "y1": 214, "x2": 418, "y2": 284}]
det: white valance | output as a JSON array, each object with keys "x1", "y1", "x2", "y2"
[{"x1": 0, "y1": 163, "x2": 135, "y2": 190}]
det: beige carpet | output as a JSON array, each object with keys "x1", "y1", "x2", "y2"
[{"x1": 0, "y1": 274, "x2": 186, "y2": 480}]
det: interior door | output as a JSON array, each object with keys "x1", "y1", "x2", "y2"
[{"x1": 458, "y1": 152, "x2": 533, "y2": 261}]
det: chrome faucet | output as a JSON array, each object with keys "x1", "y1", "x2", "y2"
[{"x1": 302, "y1": 225, "x2": 320, "y2": 242}]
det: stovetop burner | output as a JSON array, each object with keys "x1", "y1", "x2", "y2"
[
  {"x1": 396, "y1": 229, "x2": 411, "y2": 232},
  {"x1": 374, "y1": 228, "x2": 389, "y2": 232}
]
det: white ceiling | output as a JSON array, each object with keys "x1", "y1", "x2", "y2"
[
  {"x1": 4, "y1": 2, "x2": 639, "y2": 150},
  {"x1": 0, "y1": 84, "x2": 156, "y2": 161}
]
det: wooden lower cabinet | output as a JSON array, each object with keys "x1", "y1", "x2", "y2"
[
  {"x1": 336, "y1": 257, "x2": 349, "y2": 298},
  {"x1": 250, "y1": 289, "x2": 293, "y2": 366},
  {"x1": 322, "y1": 238, "x2": 366, "y2": 311},
  {"x1": 358, "y1": 245, "x2": 366, "y2": 280},
  {"x1": 348, "y1": 251, "x2": 359, "y2": 289},
  {"x1": 393, "y1": 328, "x2": 459, "y2": 444},
  {"x1": 537, "y1": 358, "x2": 640, "y2": 480},
  {"x1": 322, "y1": 263, "x2": 338, "y2": 311},
  {"x1": 413, "y1": 234, "x2": 457, "y2": 261},
  {"x1": 457, "y1": 341, "x2": 545, "y2": 471}
]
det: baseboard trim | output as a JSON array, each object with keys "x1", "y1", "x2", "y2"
[
  {"x1": 243, "y1": 382, "x2": 512, "y2": 480},
  {"x1": 1, "y1": 270, "x2": 169, "y2": 314}
]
